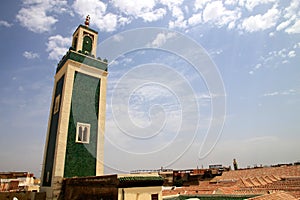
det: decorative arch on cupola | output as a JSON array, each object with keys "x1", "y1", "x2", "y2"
[
  {"x1": 82, "y1": 34, "x2": 93, "y2": 54},
  {"x1": 72, "y1": 34, "x2": 78, "y2": 50}
]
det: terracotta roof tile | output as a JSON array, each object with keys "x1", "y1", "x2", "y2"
[
  {"x1": 247, "y1": 191, "x2": 298, "y2": 200},
  {"x1": 163, "y1": 166, "x2": 300, "y2": 199}
]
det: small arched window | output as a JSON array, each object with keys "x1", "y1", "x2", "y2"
[
  {"x1": 82, "y1": 35, "x2": 92, "y2": 54},
  {"x1": 76, "y1": 122, "x2": 90, "y2": 143}
]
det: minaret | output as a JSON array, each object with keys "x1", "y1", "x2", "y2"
[
  {"x1": 40, "y1": 16, "x2": 108, "y2": 199},
  {"x1": 233, "y1": 158, "x2": 238, "y2": 170}
]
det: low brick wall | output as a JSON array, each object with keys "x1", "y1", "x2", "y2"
[
  {"x1": 0, "y1": 191, "x2": 46, "y2": 200},
  {"x1": 61, "y1": 175, "x2": 118, "y2": 200}
]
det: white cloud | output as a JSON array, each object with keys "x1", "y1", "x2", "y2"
[
  {"x1": 228, "y1": 21, "x2": 236, "y2": 29},
  {"x1": 251, "y1": 43, "x2": 299, "y2": 73},
  {"x1": 112, "y1": 35, "x2": 124, "y2": 42},
  {"x1": 209, "y1": 49, "x2": 223, "y2": 57},
  {"x1": 194, "y1": 0, "x2": 212, "y2": 11},
  {"x1": 263, "y1": 91, "x2": 279, "y2": 96},
  {"x1": 149, "y1": 32, "x2": 177, "y2": 48},
  {"x1": 239, "y1": 5, "x2": 280, "y2": 32},
  {"x1": 112, "y1": 0, "x2": 166, "y2": 23},
  {"x1": 46, "y1": 35, "x2": 71, "y2": 60},
  {"x1": 117, "y1": 57, "x2": 133, "y2": 66},
  {"x1": 285, "y1": 19, "x2": 300, "y2": 34},
  {"x1": 263, "y1": 89, "x2": 296, "y2": 97},
  {"x1": 283, "y1": 0, "x2": 299, "y2": 19},
  {"x1": 188, "y1": 13, "x2": 202, "y2": 26},
  {"x1": 0, "y1": 20, "x2": 13, "y2": 27},
  {"x1": 110, "y1": 0, "x2": 186, "y2": 26},
  {"x1": 278, "y1": 48, "x2": 287, "y2": 58},
  {"x1": 203, "y1": 1, "x2": 222, "y2": 22},
  {"x1": 277, "y1": 0, "x2": 300, "y2": 34},
  {"x1": 159, "y1": 0, "x2": 184, "y2": 9},
  {"x1": 118, "y1": 16, "x2": 131, "y2": 26},
  {"x1": 139, "y1": 8, "x2": 167, "y2": 22},
  {"x1": 248, "y1": 63, "x2": 262, "y2": 74},
  {"x1": 276, "y1": 20, "x2": 291, "y2": 31},
  {"x1": 288, "y1": 50, "x2": 296, "y2": 58},
  {"x1": 73, "y1": 0, "x2": 118, "y2": 32},
  {"x1": 101, "y1": 13, "x2": 118, "y2": 32},
  {"x1": 112, "y1": 0, "x2": 155, "y2": 16},
  {"x1": 251, "y1": 44, "x2": 298, "y2": 72},
  {"x1": 293, "y1": 43, "x2": 300, "y2": 49},
  {"x1": 243, "y1": 0, "x2": 277, "y2": 11},
  {"x1": 224, "y1": 0, "x2": 238, "y2": 6},
  {"x1": 254, "y1": 63, "x2": 262, "y2": 69},
  {"x1": 169, "y1": 6, "x2": 187, "y2": 28},
  {"x1": 23, "y1": 51, "x2": 39, "y2": 59},
  {"x1": 202, "y1": 1, "x2": 241, "y2": 27},
  {"x1": 16, "y1": 0, "x2": 68, "y2": 33}
]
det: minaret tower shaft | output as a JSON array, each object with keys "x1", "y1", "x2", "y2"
[{"x1": 40, "y1": 16, "x2": 108, "y2": 199}]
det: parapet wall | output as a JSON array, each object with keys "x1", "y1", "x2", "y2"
[
  {"x1": 61, "y1": 175, "x2": 119, "y2": 200},
  {"x1": 0, "y1": 191, "x2": 46, "y2": 200}
]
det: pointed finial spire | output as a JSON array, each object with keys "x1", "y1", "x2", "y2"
[{"x1": 85, "y1": 15, "x2": 90, "y2": 27}]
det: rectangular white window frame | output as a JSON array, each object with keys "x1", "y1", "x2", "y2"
[
  {"x1": 53, "y1": 94, "x2": 61, "y2": 115},
  {"x1": 76, "y1": 122, "x2": 90, "y2": 144}
]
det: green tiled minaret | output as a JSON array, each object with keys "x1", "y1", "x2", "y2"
[{"x1": 40, "y1": 16, "x2": 108, "y2": 199}]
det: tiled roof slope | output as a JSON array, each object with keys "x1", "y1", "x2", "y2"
[
  {"x1": 163, "y1": 165, "x2": 300, "y2": 198},
  {"x1": 216, "y1": 165, "x2": 300, "y2": 198},
  {"x1": 247, "y1": 191, "x2": 297, "y2": 200},
  {"x1": 212, "y1": 165, "x2": 300, "y2": 181}
]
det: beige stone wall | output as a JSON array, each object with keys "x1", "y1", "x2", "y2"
[
  {"x1": 118, "y1": 173, "x2": 160, "y2": 178},
  {"x1": 118, "y1": 186, "x2": 162, "y2": 200},
  {"x1": 97, "y1": 74, "x2": 107, "y2": 175},
  {"x1": 53, "y1": 62, "x2": 75, "y2": 179}
]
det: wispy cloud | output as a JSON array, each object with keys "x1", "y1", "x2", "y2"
[
  {"x1": 148, "y1": 32, "x2": 177, "y2": 48},
  {"x1": 23, "y1": 51, "x2": 39, "y2": 59},
  {"x1": 242, "y1": 0, "x2": 277, "y2": 11},
  {"x1": 112, "y1": 0, "x2": 167, "y2": 23},
  {"x1": 0, "y1": 20, "x2": 13, "y2": 27},
  {"x1": 286, "y1": 20, "x2": 300, "y2": 34},
  {"x1": 288, "y1": 50, "x2": 296, "y2": 58},
  {"x1": 263, "y1": 89, "x2": 297, "y2": 97},
  {"x1": 249, "y1": 44, "x2": 298, "y2": 74},
  {"x1": 112, "y1": 35, "x2": 124, "y2": 42},
  {"x1": 282, "y1": 0, "x2": 300, "y2": 34}
]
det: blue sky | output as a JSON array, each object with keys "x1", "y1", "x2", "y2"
[{"x1": 0, "y1": 0, "x2": 299, "y2": 176}]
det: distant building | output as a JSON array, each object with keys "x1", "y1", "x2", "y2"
[
  {"x1": 132, "y1": 166, "x2": 230, "y2": 187},
  {"x1": 0, "y1": 172, "x2": 39, "y2": 192},
  {"x1": 209, "y1": 164, "x2": 223, "y2": 169}
]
